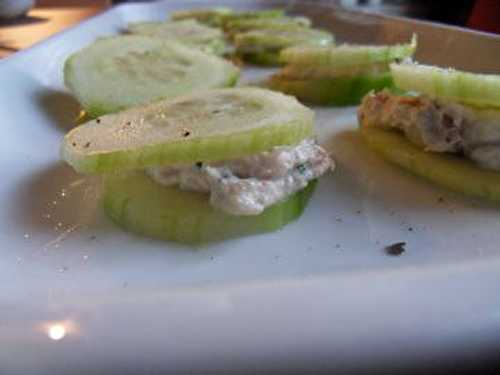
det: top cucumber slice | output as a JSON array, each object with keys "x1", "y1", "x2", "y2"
[
  {"x1": 391, "y1": 62, "x2": 500, "y2": 109},
  {"x1": 170, "y1": 7, "x2": 233, "y2": 26},
  {"x1": 126, "y1": 19, "x2": 226, "y2": 55},
  {"x1": 225, "y1": 16, "x2": 311, "y2": 35},
  {"x1": 61, "y1": 87, "x2": 314, "y2": 174},
  {"x1": 280, "y1": 34, "x2": 416, "y2": 67},
  {"x1": 64, "y1": 35, "x2": 239, "y2": 117},
  {"x1": 234, "y1": 27, "x2": 333, "y2": 52}
]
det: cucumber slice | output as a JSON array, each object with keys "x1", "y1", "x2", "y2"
[
  {"x1": 221, "y1": 9, "x2": 285, "y2": 24},
  {"x1": 235, "y1": 27, "x2": 333, "y2": 51},
  {"x1": 61, "y1": 87, "x2": 314, "y2": 174},
  {"x1": 280, "y1": 61, "x2": 390, "y2": 80},
  {"x1": 268, "y1": 72, "x2": 393, "y2": 106},
  {"x1": 170, "y1": 7, "x2": 233, "y2": 26},
  {"x1": 103, "y1": 171, "x2": 317, "y2": 244},
  {"x1": 360, "y1": 127, "x2": 500, "y2": 202},
  {"x1": 280, "y1": 34, "x2": 416, "y2": 67},
  {"x1": 225, "y1": 16, "x2": 311, "y2": 36},
  {"x1": 64, "y1": 35, "x2": 239, "y2": 117},
  {"x1": 127, "y1": 20, "x2": 226, "y2": 55},
  {"x1": 391, "y1": 62, "x2": 500, "y2": 109}
]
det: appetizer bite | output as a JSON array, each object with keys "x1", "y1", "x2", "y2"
[
  {"x1": 126, "y1": 19, "x2": 227, "y2": 55},
  {"x1": 359, "y1": 62, "x2": 500, "y2": 202},
  {"x1": 268, "y1": 35, "x2": 417, "y2": 105},
  {"x1": 64, "y1": 35, "x2": 239, "y2": 117},
  {"x1": 61, "y1": 88, "x2": 334, "y2": 243}
]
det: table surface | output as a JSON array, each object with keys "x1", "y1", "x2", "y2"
[
  {"x1": 1, "y1": 0, "x2": 494, "y2": 60},
  {"x1": 0, "y1": 0, "x2": 110, "y2": 59}
]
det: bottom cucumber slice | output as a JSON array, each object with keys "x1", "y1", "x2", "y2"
[
  {"x1": 103, "y1": 171, "x2": 317, "y2": 244},
  {"x1": 360, "y1": 127, "x2": 500, "y2": 202},
  {"x1": 238, "y1": 50, "x2": 282, "y2": 66},
  {"x1": 268, "y1": 72, "x2": 393, "y2": 106}
]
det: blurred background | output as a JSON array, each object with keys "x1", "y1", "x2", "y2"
[{"x1": 1, "y1": 0, "x2": 499, "y2": 58}]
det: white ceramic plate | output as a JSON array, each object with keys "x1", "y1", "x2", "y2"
[{"x1": 2, "y1": 1, "x2": 500, "y2": 373}]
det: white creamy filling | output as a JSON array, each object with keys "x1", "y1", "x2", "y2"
[{"x1": 147, "y1": 139, "x2": 333, "y2": 216}]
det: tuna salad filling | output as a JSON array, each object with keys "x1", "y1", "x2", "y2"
[
  {"x1": 359, "y1": 90, "x2": 500, "y2": 171},
  {"x1": 147, "y1": 139, "x2": 333, "y2": 216}
]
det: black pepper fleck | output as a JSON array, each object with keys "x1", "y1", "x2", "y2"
[
  {"x1": 385, "y1": 242, "x2": 406, "y2": 256},
  {"x1": 296, "y1": 163, "x2": 306, "y2": 174},
  {"x1": 183, "y1": 130, "x2": 191, "y2": 137},
  {"x1": 84, "y1": 142, "x2": 91, "y2": 148},
  {"x1": 72, "y1": 142, "x2": 77, "y2": 147},
  {"x1": 96, "y1": 118, "x2": 101, "y2": 123},
  {"x1": 195, "y1": 162, "x2": 203, "y2": 169},
  {"x1": 408, "y1": 227, "x2": 413, "y2": 232}
]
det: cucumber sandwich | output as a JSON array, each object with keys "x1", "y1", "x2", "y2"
[
  {"x1": 359, "y1": 61, "x2": 500, "y2": 202},
  {"x1": 268, "y1": 35, "x2": 417, "y2": 105},
  {"x1": 126, "y1": 19, "x2": 227, "y2": 56},
  {"x1": 64, "y1": 35, "x2": 239, "y2": 117},
  {"x1": 61, "y1": 87, "x2": 333, "y2": 243}
]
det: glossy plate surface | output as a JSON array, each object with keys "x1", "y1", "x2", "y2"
[{"x1": 2, "y1": 1, "x2": 500, "y2": 373}]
